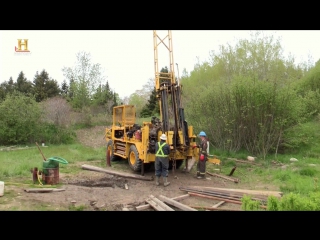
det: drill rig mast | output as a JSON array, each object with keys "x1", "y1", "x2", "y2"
[{"x1": 153, "y1": 30, "x2": 191, "y2": 169}]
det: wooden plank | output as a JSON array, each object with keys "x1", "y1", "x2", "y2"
[
  {"x1": 24, "y1": 188, "x2": 65, "y2": 193},
  {"x1": 136, "y1": 204, "x2": 153, "y2": 211},
  {"x1": 159, "y1": 195, "x2": 197, "y2": 211},
  {"x1": 212, "y1": 201, "x2": 225, "y2": 208},
  {"x1": 136, "y1": 194, "x2": 190, "y2": 211},
  {"x1": 81, "y1": 164, "x2": 153, "y2": 181},
  {"x1": 172, "y1": 194, "x2": 190, "y2": 201},
  {"x1": 188, "y1": 192, "x2": 242, "y2": 205},
  {"x1": 206, "y1": 171, "x2": 239, "y2": 183},
  {"x1": 149, "y1": 195, "x2": 175, "y2": 211},
  {"x1": 145, "y1": 198, "x2": 166, "y2": 211},
  {"x1": 189, "y1": 205, "x2": 242, "y2": 211}
]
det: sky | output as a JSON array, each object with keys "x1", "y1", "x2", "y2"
[{"x1": 1, "y1": 30, "x2": 320, "y2": 99}]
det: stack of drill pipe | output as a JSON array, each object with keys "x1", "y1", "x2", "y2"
[{"x1": 179, "y1": 186, "x2": 269, "y2": 204}]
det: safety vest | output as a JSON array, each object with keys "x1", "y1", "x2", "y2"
[{"x1": 155, "y1": 142, "x2": 168, "y2": 157}]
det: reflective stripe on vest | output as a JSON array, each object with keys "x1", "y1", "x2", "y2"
[{"x1": 155, "y1": 142, "x2": 168, "y2": 157}]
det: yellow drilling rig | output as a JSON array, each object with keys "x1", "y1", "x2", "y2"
[{"x1": 105, "y1": 30, "x2": 199, "y2": 175}]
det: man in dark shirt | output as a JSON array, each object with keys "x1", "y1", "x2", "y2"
[
  {"x1": 193, "y1": 131, "x2": 208, "y2": 179},
  {"x1": 155, "y1": 133, "x2": 171, "y2": 186}
]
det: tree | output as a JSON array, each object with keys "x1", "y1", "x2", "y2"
[
  {"x1": 128, "y1": 78, "x2": 155, "y2": 116},
  {"x1": 140, "y1": 68, "x2": 167, "y2": 118},
  {"x1": 0, "y1": 77, "x2": 15, "y2": 100},
  {"x1": 92, "y1": 80, "x2": 114, "y2": 106},
  {"x1": 33, "y1": 70, "x2": 61, "y2": 102},
  {"x1": 61, "y1": 79, "x2": 69, "y2": 97},
  {"x1": 128, "y1": 92, "x2": 147, "y2": 116},
  {"x1": 0, "y1": 83, "x2": 5, "y2": 102},
  {"x1": 62, "y1": 51, "x2": 106, "y2": 109},
  {"x1": 15, "y1": 71, "x2": 33, "y2": 96}
]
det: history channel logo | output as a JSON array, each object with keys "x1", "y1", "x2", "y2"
[{"x1": 14, "y1": 39, "x2": 31, "y2": 56}]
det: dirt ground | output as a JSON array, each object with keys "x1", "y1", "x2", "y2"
[{"x1": 1, "y1": 126, "x2": 270, "y2": 211}]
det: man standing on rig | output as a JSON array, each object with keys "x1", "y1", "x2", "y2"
[
  {"x1": 193, "y1": 131, "x2": 208, "y2": 179},
  {"x1": 155, "y1": 134, "x2": 171, "y2": 187}
]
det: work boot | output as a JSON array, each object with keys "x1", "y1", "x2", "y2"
[
  {"x1": 163, "y1": 177, "x2": 170, "y2": 187},
  {"x1": 155, "y1": 176, "x2": 160, "y2": 186},
  {"x1": 197, "y1": 174, "x2": 205, "y2": 179},
  {"x1": 194, "y1": 172, "x2": 200, "y2": 178}
]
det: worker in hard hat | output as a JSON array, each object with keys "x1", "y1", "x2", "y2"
[
  {"x1": 155, "y1": 133, "x2": 171, "y2": 186},
  {"x1": 192, "y1": 131, "x2": 208, "y2": 179}
]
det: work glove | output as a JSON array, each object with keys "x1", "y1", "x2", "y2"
[{"x1": 200, "y1": 154, "x2": 204, "y2": 161}]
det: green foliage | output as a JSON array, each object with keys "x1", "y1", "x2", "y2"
[
  {"x1": 140, "y1": 67, "x2": 169, "y2": 118},
  {"x1": 0, "y1": 72, "x2": 34, "y2": 100},
  {"x1": 68, "y1": 204, "x2": 87, "y2": 211},
  {"x1": 62, "y1": 51, "x2": 106, "y2": 110},
  {"x1": 299, "y1": 167, "x2": 317, "y2": 177},
  {"x1": 282, "y1": 117, "x2": 320, "y2": 153},
  {"x1": 129, "y1": 92, "x2": 148, "y2": 116},
  {"x1": 34, "y1": 123, "x2": 76, "y2": 145},
  {"x1": 0, "y1": 144, "x2": 105, "y2": 180},
  {"x1": 91, "y1": 81, "x2": 118, "y2": 114},
  {"x1": 0, "y1": 92, "x2": 42, "y2": 145},
  {"x1": 274, "y1": 171, "x2": 292, "y2": 182},
  {"x1": 241, "y1": 195, "x2": 263, "y2": 211},
  {"x1": 0, "y1": 93, "x2": 78, "y2": 146},
  {"x1": 244, "y1": 192, "x2": 320, "y2": 211},
  {"x1": 149, "y1": 87, "x2": 160, "y2": 115},
  {"x1": 298, "y1": 60, "x2": 320, "y2": 94},
  {"x1": 33, "y1": 70, "x2": 60, "y2": 102},
  {"x1": 128, "y1": 78, "x2": 154, "y2": 117},
  {"x1": 277, "y1": 192, "x2": 320, "y2": 211},
  {"x1": 266, "y1": 196, "x2": 280, "y2": 211},
  {"x1": 140, "y1": 87, "x2": 159, "y2": 118},
  {"x1": 270, "y1": 166, "x2": 320, "y2": 195},
  {"x1": 15, "y1": 71, "x2": 34, "y2": 96},
  {"x1": 182, "y1": 31, "x2": 311, "y2": 158}
]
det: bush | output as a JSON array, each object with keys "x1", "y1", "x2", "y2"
[
  {"x1": 252, "y1": 192, "x2": 320, "y2": 211},
  {"x1": 34, "y1": 123, "x2": 76, "y2": 145},
  {"x1": 0, "y1": 92, "x2": 41, "y2": 145},
  {"x1": 241, "y1": 195, "x2": 263, "y2": 211}
]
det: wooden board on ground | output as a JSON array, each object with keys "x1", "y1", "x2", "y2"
[
  {"x1": 136, "y1": 194, "x2": 190, "y2": 211},
  {"x1": 81, "y1": 164, "x2": 153, "y2": 181},
  {"x1": 212, "y1": 201, "x2": 225, "y2": 208},
  {"x1": 24, "y1": 188, "x2": 65, "y2": 193},
  {"x1": 146, "y1": 199, "x2": 166, "y2": 211},
  {"x1": 206, "y1": 171, "x2": 239, "y2": 183},
  {"x1": 148, "y1": 195, "x2": 175, "y2": 211},
  {"x1": 158, "y1": 195, "x2": 197, "y2": 211}
]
